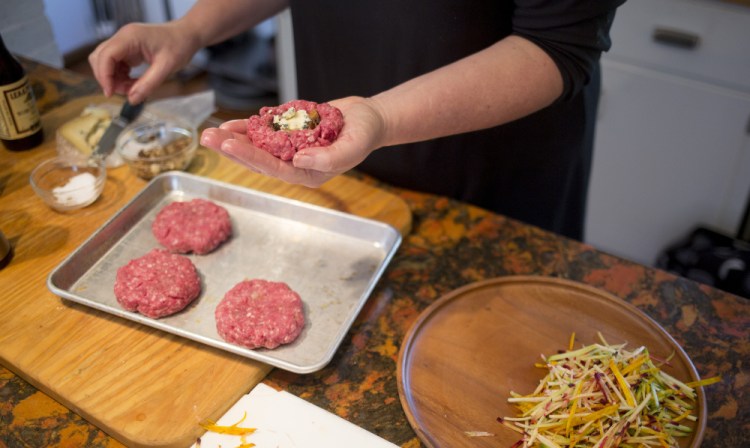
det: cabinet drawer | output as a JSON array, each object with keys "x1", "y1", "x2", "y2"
[{"x1": 606, "y1": 0, "x2": 750, "y2": 92}]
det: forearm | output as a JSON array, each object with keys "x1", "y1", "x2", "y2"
[
  {"x1": 177, "y1": 0, "x2": 289, "y2": 48},
  {"x1": 370, "y1": 35, "x2": 563, "y2": 148}
]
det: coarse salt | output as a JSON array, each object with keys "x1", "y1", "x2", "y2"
[{"x1": 52, "y1": 172, "x2": 98, "y2": 206}]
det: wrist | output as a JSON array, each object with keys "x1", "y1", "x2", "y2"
[
  {"x1": 366, "y1": 95, "x2": 395, "y2": 149},
  {"x1": 172, "y1": 16, "x2": 208, "y2": 52}
]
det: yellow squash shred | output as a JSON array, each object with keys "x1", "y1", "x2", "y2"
[{"x1": 199, "y1": 412, "x2": 257, "y2": 448}]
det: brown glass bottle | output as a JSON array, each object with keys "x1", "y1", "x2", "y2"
[
  {"x1": 0, "y1": 230, "x2": 12, "y2": 270},
  {"x1": 0, "y1": 34, "x2": 44, "y2": 151}
]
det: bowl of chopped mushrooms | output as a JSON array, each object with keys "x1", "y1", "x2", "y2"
[{"x1": 116, "y1": 118, "x2": 197, "y2": 180}]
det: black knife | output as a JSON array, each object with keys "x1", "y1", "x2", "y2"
[{"x1": 91, "y1": 101, "x2": 145, "y2": 160}]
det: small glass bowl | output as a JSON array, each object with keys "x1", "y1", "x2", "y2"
[
  {"x1": 116, "y1": 120, "x2": 197, "y2": 180},
  {"x1": 30, "y1": 155, "x2": 107, "y2": 212}
]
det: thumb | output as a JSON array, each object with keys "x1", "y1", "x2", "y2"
[
  {"x1": 292, "y1": 147, "x2": 337, "y2": 172},
  {"x1": 127, "y1": 59, "x2": 173, "y2": 104},
  {"x1": 292, "y1": 141, "x2": 367, "y2": 174}
]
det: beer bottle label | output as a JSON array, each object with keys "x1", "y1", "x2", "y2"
[{"x1": 0, "y1": 75, "x2": 42, "y2": 140}]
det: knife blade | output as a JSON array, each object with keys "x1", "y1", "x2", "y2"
[{"x1": 91, "y1": 101, "x2": 145, "y2": 160}]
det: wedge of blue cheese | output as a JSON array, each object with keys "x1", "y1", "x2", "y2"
[
  {"x1": 58, "y1": 107, "x2": 111, "y2": 154},
  {"x1": 56, "y1": 106, "x2": 123, "y2": 166}
]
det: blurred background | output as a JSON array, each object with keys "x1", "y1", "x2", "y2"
[{"x1": 1, "y1": 0, "x2": 749, "y2": 297}]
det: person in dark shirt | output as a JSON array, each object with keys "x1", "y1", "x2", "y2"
[{"x1": 89, "y1": 0, "x2": 626, "y2": 240}]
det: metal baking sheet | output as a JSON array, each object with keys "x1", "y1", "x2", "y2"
[{"x1": 48, "y1": 172, "x2": 402, "y2": 374}]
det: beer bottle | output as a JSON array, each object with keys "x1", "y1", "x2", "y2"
[{"x1": 0, "y1": 33, "x2": 44, "y2": 151}]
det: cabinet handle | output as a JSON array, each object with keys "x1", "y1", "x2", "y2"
[{"x1": 652, "y1": 27, "x2": 700, "y2": 49}]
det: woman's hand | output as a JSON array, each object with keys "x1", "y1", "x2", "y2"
[
  {"x1": 88, "y1": 0, "x2": 289, "y2": 105},
  {"x1": 200, "y1": 96, "x2": 387, "y2": 187},
  {"x1": 88, "y1": 22, "x2": 201, "y2": 105}
]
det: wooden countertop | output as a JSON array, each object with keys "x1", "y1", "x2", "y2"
[{"x1": 1, "y1": 60, "x2": 748, "y2": 448}]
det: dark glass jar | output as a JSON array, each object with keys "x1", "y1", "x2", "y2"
[{"x1": 0, "y1": 33, "x2": 44, "y2": 151}]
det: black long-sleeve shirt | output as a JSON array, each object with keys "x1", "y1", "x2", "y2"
[{"x1": 288, "y1": 0, "x2": 626, "y2": 239}]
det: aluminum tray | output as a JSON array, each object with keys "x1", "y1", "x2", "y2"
[{"x1": 48, "y1": 172, "x2": 402, "y2": 373}]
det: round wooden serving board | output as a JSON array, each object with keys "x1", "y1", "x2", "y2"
[{"x1": 397, "y1": 276, "x2": 706, "y2": 448}]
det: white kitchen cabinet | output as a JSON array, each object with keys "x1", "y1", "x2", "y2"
[{"x1": 584, "y1": 0, "x2": 750, "y2": 266}]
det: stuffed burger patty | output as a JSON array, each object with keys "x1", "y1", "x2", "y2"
[{"x1": 246, "y1": 99, "x2": 344, "y2": 161}]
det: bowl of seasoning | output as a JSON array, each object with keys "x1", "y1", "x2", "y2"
[
  {"x1": 116, "y1": 119, "x2": 197, "y2": 180},
  {"x1": 30, "y1": 155, "x2": 106, "y2": 212}
]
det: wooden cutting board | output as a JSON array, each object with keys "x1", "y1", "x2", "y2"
[{"x1": 0, "y1": 96, "x2": 411, "y2": 448}]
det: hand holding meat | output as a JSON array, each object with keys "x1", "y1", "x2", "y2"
[{"x1": 200, "y1": 96, "x2": 386, "y2": 188}]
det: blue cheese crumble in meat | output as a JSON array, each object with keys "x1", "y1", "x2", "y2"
[{"x1": 271, "y1": 107, "x2": 321, "y2": 131}]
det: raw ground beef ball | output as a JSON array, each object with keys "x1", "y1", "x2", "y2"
[
  {"x1": 114, "y1": 248, "x2": 201, "y2": 318},
  {"x1": 215, "y1": 279, "x2": 305, "y2": 349},
  {"x1": 152, "y1": 198, "x2": 232, "y2": 255},
  {"x1": 246, "y1": 99, "x2": 344, "y2": 161}
]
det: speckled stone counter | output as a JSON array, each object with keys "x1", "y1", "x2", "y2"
[{"x1": 1, "y1": 61, "x2": 748, "y2": 448}]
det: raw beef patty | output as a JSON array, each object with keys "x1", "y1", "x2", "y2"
[
  {"x1": 152, "y1": 198, "x2": 232, "y2": 255},
  {"x1": 114, "y1": 248, "x2": 201, "y2": 318},
  {"x1": 215, "y1": 279, "x2": 305, "y2": 349}
]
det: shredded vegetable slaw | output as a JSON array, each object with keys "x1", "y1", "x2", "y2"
[{"x1": 498, "y1": 333, "x2": 720, "y2": 448}]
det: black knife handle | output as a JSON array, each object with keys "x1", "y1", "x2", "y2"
[{"x1": 121, "y1": 101, "x2": 145, "y2": 122}]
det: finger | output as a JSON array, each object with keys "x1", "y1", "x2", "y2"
[
  {"x1": 202, "y1": 129, "x2": 332, "y2": 187},
  {"x1": 111, "y1": 62, "x2": 140, "y2": 93},
  {"x1": 88, "y1": 45, "x2": 117, "y2": 97},
  {"x1": 200, "y1": 127, "x2": 249, "y2": 150},
  {"x1": 219, "y1": 119, "x2": 249, "y2": 133},
  {"x1": 222, "y1": 140, "x2": 334, "y2": 188},
  {"x1": 90, "y1": 41, "x2": 141, "y2": 98},
  {"x1": 205, "y1": 127, "x2": 278, "y2": 170},
  {"x1": 112, "y1": 79, "x2": 136, "y2": 97},
  {"x1": 200, "y1": 127, "x2": 231, "y2": 150},
  {"x1": 197, "y1": 129, "x2": 260, "y2": 172},
  {"x1": 292, "y1": 148, "x2": 334, "y2": 171},
  {"x1": 293, "y1": 139, "x2": 366, "y2": 175},
  {"x1": 211, "y1": 142, "x2": 262, "y2": 173},
  {"x1": 220, "y1": 138, "x2": 284, "y2": 174},
  {"x1": 127, "y1": 59, "x2": 173, "y2": 105}
]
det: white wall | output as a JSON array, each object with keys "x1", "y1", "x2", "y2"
[
  {"x1": 42, "y1": 0, "x2": 97, "y2": 57},
  {"x1": 1, "y1": 0, "x2": 63, "y2": 67},
  {"x1": 40, "y1": 0, "x2": 207, "y2": 59}
]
